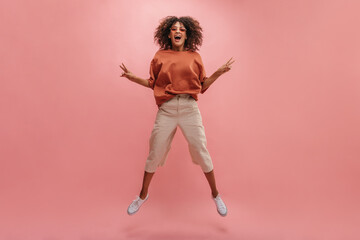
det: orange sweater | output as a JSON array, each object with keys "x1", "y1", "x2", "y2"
[{"x1": 147, "y1": 49, "x2": 209, "y2": 107}]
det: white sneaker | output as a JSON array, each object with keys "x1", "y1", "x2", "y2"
[
  {"x1": 213, "y1": 194, "x2": 227, "y2": 216},
  {"x1": 127, "y1": 194, "x2": 149, "y2": 215}
]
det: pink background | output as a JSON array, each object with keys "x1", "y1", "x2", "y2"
[{"x1": 1, "y1": 0, "x2": 360, "y2": 239}]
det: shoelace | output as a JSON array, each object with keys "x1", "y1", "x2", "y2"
[
  {"x1": 218, "y1": 204, "x2": 226, "y2": 211},
  {"x1": 131, "y1": 197, "x2": 141, "y2": 208},
  {"x1": 214, "y1": 198, "x2": 226, "y2": 210}
]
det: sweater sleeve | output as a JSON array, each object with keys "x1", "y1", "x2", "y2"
[
  {"x1": 198, "y1": 54, "x2": 209, "y2": 94},
  {"x1": 148, "y1": 58, "x2": 158, "y2": 89}
]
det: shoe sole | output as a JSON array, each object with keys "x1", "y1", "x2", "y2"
[
  {"x1": 127, "y1": 208, "x2": 139, "y2": 215},
  {"x1": 218, "y1": 209, "x2": 227, "y2": 217}
]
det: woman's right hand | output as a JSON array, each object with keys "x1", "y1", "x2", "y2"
[{"x1": 119, "y1": 63, "x2": 136, "y2": 81}]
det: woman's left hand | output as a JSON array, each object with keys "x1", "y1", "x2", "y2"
[{"x1": 216, "y1": 57, "x2": 235, "y2": 75}]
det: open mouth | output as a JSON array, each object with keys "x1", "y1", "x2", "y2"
[{"x1": 174, "y1": 36, "x2": 181, "y2": 41}]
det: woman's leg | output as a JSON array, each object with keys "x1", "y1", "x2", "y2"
[
  {"x1": 127, "y1": 99, "x2": 178, "y2": 215},
  {"x1": 206, "y1": 169, "x2": 228, "y2": 216},
  {"x1": 127, "y1": 171, "x2": 153, "y2": 215},
  {"x1": 144, "y1": 101, "x2": 178, "y2": 173},
  {"x1": 204, "y1": 169, "x2": 219, "y2": 198},
  {"x1": 140, "y1": 101, "x2": 177, "y2": 200},
  {"x1": 139, "y1": 171, "x2": 155, "y2": 199}
]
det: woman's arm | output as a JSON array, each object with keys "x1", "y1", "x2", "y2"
[
  {"x1": 202, "y1": 71, "x2": 221, "y2": 91},
  {"x1": 129, "y1": 75, "x2": 151, "y2": 88},
  {"x1": 202, "y1": 57, "x2": 235, "y2": 90},
  {"x1": 119, "y1": 63, "x2": 151, "y2": 88}
]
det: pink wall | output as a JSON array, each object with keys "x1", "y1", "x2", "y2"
[{"x1": 1, "y1": 0, "x2": 359, "y2": 239}]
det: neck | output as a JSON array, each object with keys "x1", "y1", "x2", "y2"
[{"x1": 171, "y1": 45, "x2": 185, "y2": 51}]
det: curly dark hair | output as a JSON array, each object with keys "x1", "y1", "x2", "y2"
[{"x1": 154, "y1": 16, "x2": 203, "y2": 52}]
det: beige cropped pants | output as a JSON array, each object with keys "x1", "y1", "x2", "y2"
[{"x1": 144, "y1": 94, "x2": 214, "y2": 173}]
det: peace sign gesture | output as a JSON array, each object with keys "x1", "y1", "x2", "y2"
[
  {"x1": 119, "y1": 63, "x2": 136, "y2": 81},
  {"x1": 216, "y1": 57, "x2": 235, "y2": 75}
]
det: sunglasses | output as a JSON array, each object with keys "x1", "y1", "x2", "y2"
[{"x1": 170, "y1": 27, "x2": 187, "y2": 32}]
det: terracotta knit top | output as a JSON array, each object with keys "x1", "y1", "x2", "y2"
[{"x1": 147, "y1": 49, "x2": 209, "y2": 107}]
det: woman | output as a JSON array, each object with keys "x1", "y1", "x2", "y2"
[{"x1": 120, "y1": 16, "x2": 234, "y2": 217}]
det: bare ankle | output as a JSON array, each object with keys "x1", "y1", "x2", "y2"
[
  {"x1": 212, "y1": 191, "x2": 219, "y2": 198},
  {"x1": 139, "y1": 190, "x2": 148, "y2": 199}
]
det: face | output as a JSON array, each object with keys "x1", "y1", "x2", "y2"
[{"x1": 168, "y1": 21, "x2": 187, "y2": 51}]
